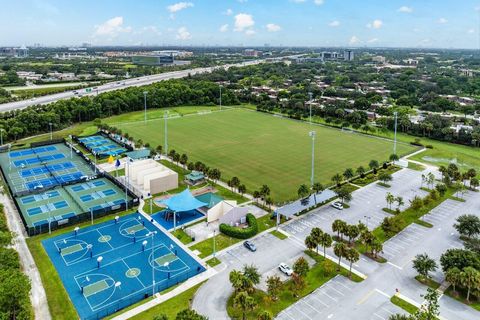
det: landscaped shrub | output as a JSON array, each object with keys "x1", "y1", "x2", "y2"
[
  {"x1": 425, "y1": 144, "x2": 433, "y2": 149},
  {"x1": 219, "y1": 213, "x2": 258, "y2": 239}
]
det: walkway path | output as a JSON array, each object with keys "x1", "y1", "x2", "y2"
[{"x1": 0, "y1": 193, "x2": 51, "y2": 320}]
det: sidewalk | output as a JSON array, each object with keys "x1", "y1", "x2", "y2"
[{"x1": 0, "y1": 193, "x2": 51, "y2": 320}]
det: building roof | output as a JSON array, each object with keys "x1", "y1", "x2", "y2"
[
  {"x1": 186, "y1": 170, "x2": 205, "y2": 181},
  {"x1": 159, "y1": 189, "x2": 207, "y2": 212},
  {"x1": 125, "y1": 149, "x2": 150, "y2": 160}
]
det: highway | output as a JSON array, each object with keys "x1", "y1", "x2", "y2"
[{"x1": 0, "y1": 59, "x2": 268, "y2": 112}]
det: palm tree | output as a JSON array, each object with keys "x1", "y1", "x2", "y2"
[
  {"x1": 319, "y1": 232, "x2": 333, "y2": 258},
  {"x1": 470, "y1": 177, "x2": 479, "y2": 190},
  {"x1": 331, "y1": 173, "x2": 343, "y2": 186},
  {"x1": 356, "y1": 166, "x2": 366, "y2": 178},
  {"x1": 265, "y1": 197, "x2": 273, "y2": 210},
  {"x1": 334, "y1": 242, "x2": 348, "y2": 271},
  {"x1": 266, "y1": 276, "x2": 283, "y2": 301},
  {"x1": 310, "y1": 227, "x2": 323, "y2": 253},
  {"x1": 229, "y1": 270, "x2": 244, "y2": 294},
  {"x1": 304, "y1": 235, "x2": 316, "y2": 252},
  {"x1": 257, "y1": 310, "x2": 273, "y2": 320},
  {"x1": 460, "y1": 267, "x2": 480, "y2": 302},
  {"x1": 332, "y1": 219, "x2": 347, "y2": 240},
  {"x1": 260, "y1": 185, "x2": 271, "y2": 203},
  {"x1": 297, "y1": 184, "x2": 310, "y2": 199},
  {"x1": 345, "y1": 248, "x2": 360, "y2": 278},
  {"x1": 243, "y1": 264, "x2": 261, "y2": 290},
  {"x1": 438, "y1": 165, "x2": 447, "y2": 180},
  {"x1": 312, "y1": 182, "x2": 324, "y2": 204},
  {"x1": 385, "y1": 192, "x2": 395, "y2": 210},
  {"x1": 346, "y1": 224, "x2": 359, "y2": 244},
  {"x1": 234, "y1": 291, "x2": 257, "y2": 320},
  {"x1": 369, "y1": 159, "x2": 379, "y2": 170},
  {"x1": 343, "y1": 168, "x2": 354, "y2": 181},
  {"x1": 389, "y1": 154, "x2": 399, "y2": 162},
  {"x1": 445, "y1": 267, "x2": 461, "y2": 295},
  {"x1": 395, "y1": 196, "x2": 404, "y2": 210}
]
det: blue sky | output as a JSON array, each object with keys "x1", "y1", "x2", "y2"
[{"x1": 2, "y1": 0, "x2": 480, "y2": 48}]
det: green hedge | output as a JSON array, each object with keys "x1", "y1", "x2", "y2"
[{"x1": 219, "y1": 213, "x2": 258, "y2": 239}]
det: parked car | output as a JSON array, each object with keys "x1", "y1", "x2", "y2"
[
  {"x1": 278, "y1": 263, "x2": 293, "y2": 276},
  {"x1": 331, "y1": 201, "x2": 344, "y2": 210},
  {"x1": 243, "y1": 240, "x2": 256, "y2": 252}
]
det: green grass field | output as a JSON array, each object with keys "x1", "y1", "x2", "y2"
[{"x1": 112, "y1": 108, "x2": 416, "y2": 202}]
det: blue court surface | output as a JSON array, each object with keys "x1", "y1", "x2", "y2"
[
  {"x1": 42, "y1": 213, "x2": 205, "y2": 320},
  {"x1": 152, "y1": 209, "x2": 205, "y2": 231},
  {"x1": 79, "y1": 135, "x2": 127, "y2": 157}
]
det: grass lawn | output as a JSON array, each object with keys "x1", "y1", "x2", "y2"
[
  {"x1": 206, "y1": 257, "x2": 222, "y2": 267},
  {"x1": 270, "y1": 230, "x2": 288, "y2": 240},
  {"x1": 111, "y1": 108, "x2": 416, "y2": 202},
  {"x1": 26, "y1": 208, "x2": 138, "y2": 320},
  {"x1": 117, "y1": 283, "x2": 204, "y2": 320},
  {"x1": 351, "y1": 166, "x2": 402, "y2": 187},
  {"x1": 172, "y1": 229, "x2": 194, "y2": 245},
  {"x1": 372, "y1": 187, "x2": 455, "y2": 243},
  {"x1": 190, "y1": 233, "x2": 242, "y2": 258},
  {"x1": 408, "y1": 162, "x2": 426, "y2": 171},
  {"x1": 390, "y1": 295, "x2": 419, "y2": 314},
  {"x1": 227, "y1": 251, "x2": 362, "y2": 319}
]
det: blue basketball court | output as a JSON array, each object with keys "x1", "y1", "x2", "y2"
[{"x1": 42, "y1": 213, "x2": 205, "y2": 319}]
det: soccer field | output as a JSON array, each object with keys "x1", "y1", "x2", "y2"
[{"x1": 112, "y1": 108, "x2": 417, "y2": 202}]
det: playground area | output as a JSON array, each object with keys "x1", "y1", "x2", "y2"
[
  {"x1": 42, "y1": 213, "x2": 205, "y2": 320},
  {"x1": 78, "y1": 135, "x2": 127, "y2": 157}
]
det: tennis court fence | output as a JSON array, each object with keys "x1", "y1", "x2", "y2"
[
  {"x1": 83, "y1": 268, "x2": 203, "y2": 320},
  {"x1": 0, "y1": 139, "x2": 139, "y2": 236}
]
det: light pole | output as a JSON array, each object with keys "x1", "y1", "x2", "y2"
[
  {"x1": 125, "y1": 158, "x2": 129, "y2": 211},
  {"x1": 143, "y1": 91, "x2": 148, "y2": 124},
  {"x1": 147, "y1": 231, "x2": 157, "y2": 296},
  {"x1": 90, "y1": 208, "x2": 93, "y2": 225},
  {"x1": 308, "y1": 92, "x2": 313, "y2": 125},
  {"x1": 309, "y1": 131, "x2": 316, "y2": 188},
  {"x1": 49, "y1": 122, "x2": 53, "y2": 140},
  {"x1": 0, "y1": 128, "x2": 4, "y2": 145},
  {"x1": 164, "y1": 111, "x2": 168, "y2": 155},
  {"x1": 393, "y1": 111, "x2": 398, "y2": 157}
]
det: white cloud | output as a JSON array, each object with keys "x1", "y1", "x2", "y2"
[
  {"x1": 368, "y1": 38, "x2": 379, "y2": 43},
  {"x1": 438, "y1": 17, "x2": 448, "y2": 24},
  {"x1": 167, "y1": 2, "x2": 194, "y2": 13},
  {"x1": 176, "y1": 26, "x2": 191, "y2": 40},
  {"x1": 93, "y1": 16, "x2": 131, "y2": 37},
  {"x1": 367, "y1": 19, "x2": 383, "y2": 29},
  {"x1": 234, "y1": 13, "x2": 255, "y2": 33},
  {"x1": 398, "y1": 6, "x2": 413, "y2": 13},
  {"x1": 266, "y1": 23, "x2": 281, "y2": 32},
  {"x1": 468, "y1": 28, "x2": 475, "y2": 34},
  {"x1": 328, "y1": 20, "x2": 340, "y2": 27},
  {"x1": 245, "y1": 29, "x2": 256, "y2": 36},
  {"x1": 220, "y1": 24, "x2": 229, "y2": 32},
  {"x1": 224, "y1": 8, "x2": 233, "y2": 15},
  {"x1": 349, "y1": 36, "x2": 360, "y2": 45},
  {"x1": 314, "y1": 0, "x2": 324, "y2": 5}
]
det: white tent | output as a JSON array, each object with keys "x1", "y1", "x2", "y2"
[{"x1": 125, "y1": 159, "x2": 178, "y2": 194}]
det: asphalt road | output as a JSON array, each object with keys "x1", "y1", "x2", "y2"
[{"x1": 0, "y1": 60, "x2": 265, "y2": 112}]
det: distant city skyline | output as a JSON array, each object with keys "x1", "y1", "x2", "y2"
[{"x1": 2, "y1": 0, "x2": 480, "y2": 49}]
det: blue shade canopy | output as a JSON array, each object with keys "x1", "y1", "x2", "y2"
[{"x1": 159, "y1": 189, "x2": 208, "y2": 212}]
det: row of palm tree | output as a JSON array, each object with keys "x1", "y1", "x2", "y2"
[
  {"x1": 252, "y1": 185, "x2": 273, "y2": 209},
  {"x1": 385, "y1": 193, "x2": 404, "y2": 211}
]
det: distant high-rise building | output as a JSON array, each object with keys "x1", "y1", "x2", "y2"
[{"x1": 343, "y1": 50, "x2": 354, "y2": 61}]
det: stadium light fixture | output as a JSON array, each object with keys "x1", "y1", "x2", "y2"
[{"x1": 309, "y1": 131, "x2": 316, "y2": 188}]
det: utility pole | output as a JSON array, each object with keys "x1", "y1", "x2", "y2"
[
  {"x1": 49, "y1": 122, "x2": 53, "y2": 140},
  {"x1": 309, "y1": 131, "x2": 316, "y2": 188},
  {"x1": 308, "y1": 92, "x2": 313, "y2": 125},
  {"x1": 164, "y1": 111, "x2": 168, "y2": 155},
  {"x1": 143, "y1": 91, "x2": 148, "y2": 124},
  {"x1": 393, "y1": 111, "x2": 398, "y2": 156}
]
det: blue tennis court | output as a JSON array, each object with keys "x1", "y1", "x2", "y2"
[
  {"x1": 9, "y1": 145, "x2": 57, "y2": 158},
  {"x1": 13, "y1": 153, "x2": 66, "y2": 168},
  {"x1": 78, "y1": 135, "x2": 127, "y2": 157},
  {"x1": 42, "y1": 213, "x2": 205, "y2": 319}
]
